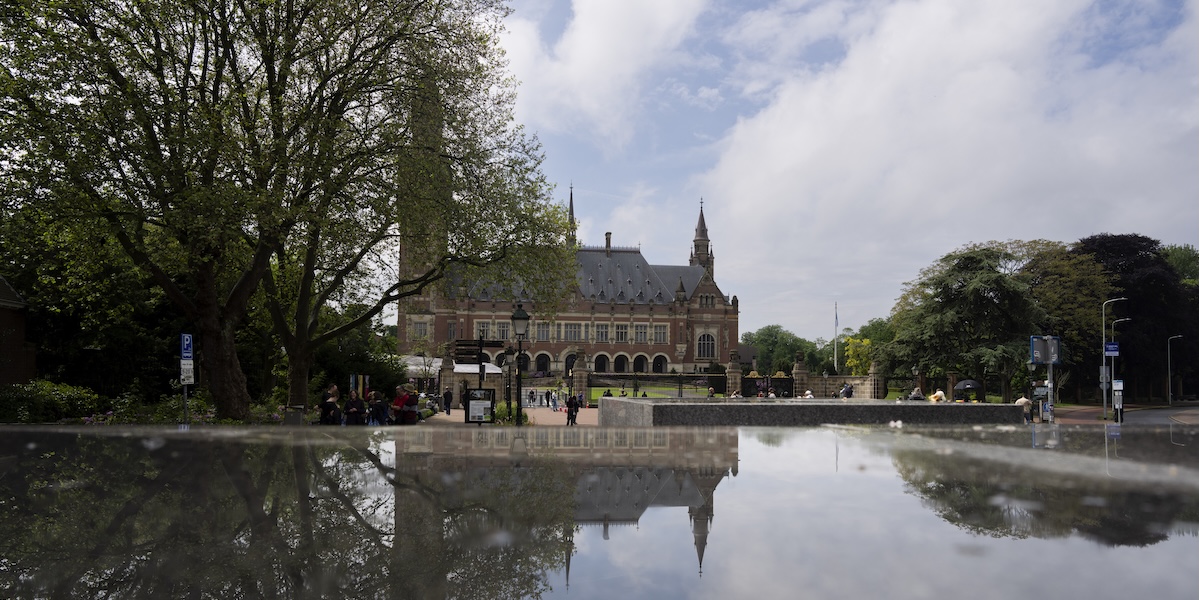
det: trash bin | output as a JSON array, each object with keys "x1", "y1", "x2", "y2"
[{"x1": 283, "y1": 405, "x2": 306, "y2": 425}]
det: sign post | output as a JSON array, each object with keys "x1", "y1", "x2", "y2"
[{"x1": 180, "y1": 334, "x2": 194, "y2": 428}]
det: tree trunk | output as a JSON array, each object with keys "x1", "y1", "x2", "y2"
[
  {"x1": 198, "y1": 314, "x2": 252, "y2": 421},
  {"x1": 287, "y1": 347, "x2": 315, "y2": 412}
]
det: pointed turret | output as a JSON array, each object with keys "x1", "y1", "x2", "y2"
[{"x1": 690, "y1": 200, "x2": 713, "y2": 277}]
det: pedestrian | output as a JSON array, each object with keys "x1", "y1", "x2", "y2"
[
  {"x1": 1014, "y1": 395, "x2": 1032, "y2": 423},
  {"x1": 319, "y1": 385, "x2": 342, "y2": 425},
  {"x1": 443, "y1": 387, "x2": 453, "y2": 415},
  {"x1": 565, "y1": 394, "x2": 577, "y2": 426},
  {"x1": 707, "y1": 387, "x2": 715, "y2": 398},
  {"x1": 393, "y1": 384, "x2": 420, "y2": 425},
  {"x1": 551, "y1": 391, "x2": 559, "y2": 412},
  {"x1": 344, "y1": 389, "x2": 366, "y2": 425},
  {"x1": 368, "y1": 391, "x2": 389, "y2": 425}
]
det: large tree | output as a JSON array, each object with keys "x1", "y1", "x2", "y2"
[
  {"x1": 1072, "y1": 234, "x2": 1197, "y2": 399},
  {"x1": 1, "y1": 0, "x2": 572, "y2": 418},
  {"x1": 890, "y1": 244, "x2": 1046, "y2": 399}
]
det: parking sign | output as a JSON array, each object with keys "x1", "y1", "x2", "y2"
[{"x1": 181, "y1": 334, "x2": 193, "y2": 360}]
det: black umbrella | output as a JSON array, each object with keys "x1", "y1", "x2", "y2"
[{"x1": 954, "y1": 379, "x2": 982, "y2": 391}]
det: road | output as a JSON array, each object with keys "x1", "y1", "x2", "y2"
[{"x1": 1055, "y1": 403, "x2": 1199, "y2": 425}]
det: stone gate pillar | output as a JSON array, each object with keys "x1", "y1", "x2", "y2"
[
  {"x1": 792, "y1": 352, "x2": 809, "y2": 398},
  {"x1": 727, "y1": 349, "x2": 742, "y2": 397}
]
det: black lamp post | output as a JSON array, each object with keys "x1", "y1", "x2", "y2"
[{"x1": 511, "y1": 304, "x2": 530, "y2": 427}]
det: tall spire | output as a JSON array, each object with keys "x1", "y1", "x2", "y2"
[
  {"x1": 567, "y1": 184, "x2": 577, "y2": 246},
  {"x1": 695, "y1": 198, "x2": 709, "y2": 240},
  {"x1": 690, "y1": 199, "x2": 713, "y2": 277}
]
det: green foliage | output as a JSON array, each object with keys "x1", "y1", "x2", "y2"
[
  {"x1": 0, "y1": 381, "x2": 101, "y2": 423},
  {"x1": 843, "y1": 337, "x2": 873, "y2": 376},
  {"x1": 492, "y1": 400, "x2": 531, "y2": 426},
  {"x1": 1162, "y1": 243, "x2": 1199, "y2": 287},
  {"x1": 891, "y1": 243, "x2": 1046, "y2": 394},
  {"x1": 742, "y1": 325, "x2": 811, "y2": 375}
]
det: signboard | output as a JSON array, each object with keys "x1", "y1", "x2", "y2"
[
  {"x1": 1029, "y1": 336, "x2": 1061, "y2": 365},
  {"x1": 181, "y1": 333, "x2": 194, "y2": 360},
  {"x1": 180, "y1": 359, "x2": 195, "y2": 385},
  {"x1": 465, "y1": 388, "x2": 495, "y2": 424},
  {"x1": 1113, "y1": 379, "x2": 1124, "y2": 391},
  {"x1": 454, "y1": 339, "x2": 505, "y2": 363},
  {"x1": 1104, "y1": 342, "x2": 1119, "y2": 357}
]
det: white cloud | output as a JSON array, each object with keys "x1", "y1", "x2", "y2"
[
  {"x1": 503, "y1": 0, "x2": 708, "y2": 150},
  {"x1": 504, "y1": 0, "x2": 1199, "y2": 340},
  {"x1": 701, "y1": 0, "x2": 1198, "y2": 337}
]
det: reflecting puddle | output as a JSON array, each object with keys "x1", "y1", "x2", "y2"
[{"x1": 1, "y1": 425, "x2": 1195, "y2": 599}]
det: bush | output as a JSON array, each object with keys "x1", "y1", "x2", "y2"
[
  {"x1": 492, "y1": 400, "x2": 531, "y2": 426},
  {"x1": 0, "y1": 380, "x2": 102, "y2": 423}
]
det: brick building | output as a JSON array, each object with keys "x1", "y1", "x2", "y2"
[{"x1": 397, "y1": 197, "x2": 740, "y2": 379}]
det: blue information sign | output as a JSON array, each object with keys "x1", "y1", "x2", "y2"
[
  {"x1": 1104, "y1": 341, "x2": 1119, "y2": 357},
  {"x1": 181, "y1": 334, "x2": 194, "y2": 360}
]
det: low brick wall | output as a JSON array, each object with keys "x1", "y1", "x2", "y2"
[{"x1": 599, "y1": 398, "x2": 1024, "y2": 427}]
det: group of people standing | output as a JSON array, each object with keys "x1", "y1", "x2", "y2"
[{"x1": 318, "y1": 382, "x2": 441, "y2": 426}]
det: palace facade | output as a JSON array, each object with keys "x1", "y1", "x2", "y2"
[{"x1": 397, "y1": 196, "x2": 739, "y2": 378}]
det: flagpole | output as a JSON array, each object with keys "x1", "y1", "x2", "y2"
[{"x1": 834, "y1": 302, "x2": 839, "y2": 374}]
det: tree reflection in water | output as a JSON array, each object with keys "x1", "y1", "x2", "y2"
[
  {"x1": 0, "y1": 429, "x2": 576, "y2": 599},
  {"x1": 890, "y1": 426, "x2": 1199, "y2": 546}
]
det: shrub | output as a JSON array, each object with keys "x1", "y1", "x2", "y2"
[{"x1": 0, "y1": 380, "x2": 102, "y2": 423}]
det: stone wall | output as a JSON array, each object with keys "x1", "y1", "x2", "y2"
[{"x1": 600, "y1": 397, "x2": 1024, "y2": 427}]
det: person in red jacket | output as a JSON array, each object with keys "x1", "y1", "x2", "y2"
[{"x1": 392, "y1": 383, "x2": 420, "y2": 425}]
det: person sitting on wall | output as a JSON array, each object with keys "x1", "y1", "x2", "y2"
[
  {"x1": 603, "y1": 389, "x2": 613, "y2": 397},
  {"x1": 803, "y1": 390, "x2": 815, "y2": 399},
  {"x1": 908, "y1": 387, "x2": 925, "y2": 401},
  {"x1": 930, "y1": 388, "x2": 946, "y2": 403},
  {"x1": 1014, "y1": 395, "x2": 1033, "y2": 423}
]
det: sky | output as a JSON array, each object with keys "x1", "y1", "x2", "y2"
[{"x1": 498, "y1": 0, "x2": 1199, "y2": 343}]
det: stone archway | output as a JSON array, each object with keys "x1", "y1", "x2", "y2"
[
  {"x1": 633, "y1": 355, "x2": 648, "y2": 373},
  {"x1": 653, "y1": 355, "x2": 668, "y2": 373},
  {"x1": 614, "y1": 355, "x2": 628, "y2": 373}
]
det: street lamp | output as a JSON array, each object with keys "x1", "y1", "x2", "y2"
[
  {"x1": 1168, "y1": 335, "x2": 1183, "y2": 406},
  {"x1": 1101, "y1": 297, "x2": 1128, "y2": 419},
  {"x1": 511, "y1": 304, "x2": 530, "y2": 427}
]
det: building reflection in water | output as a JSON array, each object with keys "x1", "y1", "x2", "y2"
[{"x1": 0, "y1": 425, "x2": 1195, "y2": 600}]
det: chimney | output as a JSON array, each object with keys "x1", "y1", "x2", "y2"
[{"x1": 605, "y1": 232, "x2": 612, "y2": 256}]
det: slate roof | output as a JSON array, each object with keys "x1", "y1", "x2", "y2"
[
  {"x1": 576, "y1": 246, "x2": 705, "y2": 304},
  {"x1": 0, "y1": 275, "x2": 26, "y2": 309}
]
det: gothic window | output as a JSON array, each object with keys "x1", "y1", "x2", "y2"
[
  {"x1": 698, "y1": 333, "x2": 716, "y2": 359},
  {"x1": 412, "y1": 322, "x2": 428, "y2": 340}
]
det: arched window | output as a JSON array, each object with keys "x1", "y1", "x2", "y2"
[
  {"x1": 565, "y1": 354, "x2": 577, "y2": 373},
  {"x1": 633, "y1": 355, "x2": 648, "y2": 373},
  {"x1": 698, "y1": 333, "x2": 716, "y2": 359},
  {"x1": 652, "y1": 356, "x2": 668, "y2": 373},
  {"x1": 614, "y1": 355, "x2": 628, "y2": 373},
  {"x1": 594, "y1": 355, "x2": 609, "y2": 373},
  {"x1": 535, "y1": 354, "x2": 551, "y2": 374},
  {"x1": 517, "y1": 352, "x2": 530, "y2": 371}
]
